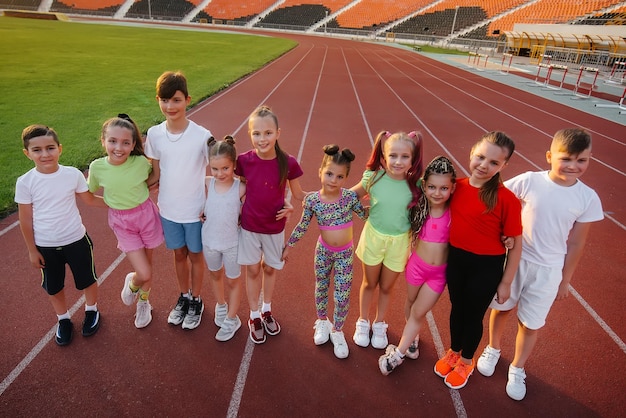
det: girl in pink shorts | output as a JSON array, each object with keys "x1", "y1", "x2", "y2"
[
  {"x1": 378, "y1": 156, "x2": 456, "y2": 375},
  {"x1": 88, "y1": 114, "x2": 164, "y2": 329}
]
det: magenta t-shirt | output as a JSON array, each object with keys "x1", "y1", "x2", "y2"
[{"x1": 235, "y1": 150, "x2": 303, "y2": 234}]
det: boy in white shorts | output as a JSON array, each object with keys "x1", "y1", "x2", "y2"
[{"x1": 476, "y1": 128, "x2": 604, "y2": 400}]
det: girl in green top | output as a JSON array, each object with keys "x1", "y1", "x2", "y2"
[
  {"x1": 351, "y1": 130, "x2": 424, "y2": 350},
  {"x1": 88, "y1": 115, "x2": 163, "y2": 329}
]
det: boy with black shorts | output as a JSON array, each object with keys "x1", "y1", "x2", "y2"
[{"x1": 16, "y1": 125, "x2": 104, "y2": 346}]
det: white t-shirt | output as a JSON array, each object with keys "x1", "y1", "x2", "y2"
[
  {"x1": 505, "y1": 171, "x2": 603, "y2": 268},
  {"x1": 201, "y1": 177, "x2": 241, "y2": 251},
  {"x1": 145, "y1": 120, "x2": 211, "y2": 223},
  {"x1": 14, "y1": 165, "x2": 88, "y2": 247}
]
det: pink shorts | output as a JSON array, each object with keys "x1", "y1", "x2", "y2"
[
  {"x1": 108, "y1": 198, "x2": 164, "y2": 253},
  {"x1": 405, "y1": 252, "x2": 447, "y2": 294}
]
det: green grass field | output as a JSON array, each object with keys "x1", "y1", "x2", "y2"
[{"x1": 0, "y1": 17, "x2": 296, "y2": 218}]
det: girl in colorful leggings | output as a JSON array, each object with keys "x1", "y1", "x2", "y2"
[{"x1": 282, "y1": 145, "x2": 367, "y2": 359}]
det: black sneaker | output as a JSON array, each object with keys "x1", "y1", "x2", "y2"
[
  {"x1": 55, "y1": 319, "x2": 73, "y2": 346},
  {"x1": 82, "y1": 310, "x2": 100, "y2": 337},
  {"x1": 167, "y1": 294, "x2": 189, "y2": 325}
]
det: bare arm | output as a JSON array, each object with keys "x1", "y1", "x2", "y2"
[
  {"x1": 556, "y1": 222, "x2": 592, "y2": 300},
  {"x1": 350, "y1": 182, "x2": 367, "y2": 199},
  {"x1": 77, "y1": 190, "x2": 107, "y2": 208},
  {"x1": 18, "y1": 203, "x2": 45, "y2": 269},
  {"x1": 147, "y1": 158, "x2": 160, "y2": 189},
  {"x1": 287, "y1": 178, "x2": 308, "y2": 201},
  {"x1": 495, "y1": 234, "x2": 523, "y2": 304}
]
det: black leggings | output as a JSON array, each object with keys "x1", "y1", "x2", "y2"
[{"x1": 446, "y1": 245, "x2": 506, "y2": 360}]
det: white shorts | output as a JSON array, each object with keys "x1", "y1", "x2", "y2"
[
  {"x1": 490, "y1": 258, "x2": 562, "y2": 330},
  {"x1": 203, "y1": 245, "x2": 241, "y2": 279},
  {"x1": 237, "y1": 229, "x2": 285, "y2": 270}
]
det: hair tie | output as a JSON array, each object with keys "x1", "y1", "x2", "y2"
[
  {"x1": 408, "y1": 131, "x2": 417, "y2": 139},
  {"x1": 118, "y1": 113, "x2": 134, "y2": 124},
  {"x1": 384, "y1": 131, "x2": 392, "y2": 138}
]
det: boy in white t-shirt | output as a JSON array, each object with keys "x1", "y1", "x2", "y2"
[
  {"x1": 15, "y1": 125, "x2": 106, "y2": 346},
  {"x1": 145, "y1": 71, "x2": 212, "y2": 330},
  {"x1": 476, "y1": 128, "x2": 604, "y2": 400}
]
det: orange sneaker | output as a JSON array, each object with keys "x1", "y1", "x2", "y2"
[
  {"x1": 434, "y1": 349, "x2": 461, "y2": 378},
  {"x1": 444, "y1": 359, "x2": 475, "y2": 389}
]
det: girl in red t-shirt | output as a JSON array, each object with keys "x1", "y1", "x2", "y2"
[{"x1": 434, "y1": 131, "x2": 522, "y2": 390}]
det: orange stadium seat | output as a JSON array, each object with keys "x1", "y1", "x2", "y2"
[
  {"x1": 487, "y1": 0, "x2": 624, "y2": 36},
  {"x1": 205, "y1": 0, "x2": 276, "y2": 21},
  {"x1": 67, "y1": 0, "x2": 125, "y2": 8},
  {"x1": 336, "y1": 0, "x2": 430, "y2": 28}
]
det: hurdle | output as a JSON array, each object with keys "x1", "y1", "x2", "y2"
[
  {"x1": 543, "y1": 64, "x2": 568, "y2": 91},
  {"x1": 467, "y1": 52, "x2": 489, "y2": 71},
  {"x1": 594, "y1": 86, "x2": 626, "y2": 115},
  {"x1": 605, "y1": 61, "x2": 626, "y2": 85},
  {"x1": 572, "y1": 67, "x2": 599, "y2": 99},
  {"x1": 529, "y1": 62, "x2": 551, "y2": 86},
  {"x1": 499, "y1": 53, "x2": 514, "y2": 75}
]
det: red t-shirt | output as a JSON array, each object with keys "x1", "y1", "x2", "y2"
[{"x1": 449, "y1": 178, "x2": 522, "y2": 255}]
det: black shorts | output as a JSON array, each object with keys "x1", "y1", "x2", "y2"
[{"x1": 37, "y1": 234, "x2": 98, "y2": 295}]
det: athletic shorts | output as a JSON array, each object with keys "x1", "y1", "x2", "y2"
[
  {"x1": 237, "y1": 228, "x2": 285, "y2": 270},
  {"x1": 203, "y1": 245, "x2": 241, "y2": 279},
  {"x1": 405, "y1": 251, "x2": 447, "y2": 294},
  {"x1": 160, "y1": 216, "x2": 203, "y2": 253},
  {"x1": 108, "y1": 198, "x2": 164, "y2": 253},
  {"x1": 37, "y1": 234, "x2": 98, "y2": 295},
  {"x1": 355, "y1": 222, "x2": 410, "y2": 273},
  {"x1": 489, "y1": 258, "x2": 562, "y2": 330}
]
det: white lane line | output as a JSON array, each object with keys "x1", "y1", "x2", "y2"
[
  {"x1": 224, "y1": 43, "x2": 326, "y2": 418},
  {"x1": 0, "y1": 253, "x2": 125, "y2": 396}
]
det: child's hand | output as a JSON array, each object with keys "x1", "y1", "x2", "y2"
[
  {"x1": 276, "y1": 200, "x2": 294, "y2": 221},
  {"x1": 281, "y1": 246, "x2": 289, "y2": 262},
  {"x1": 555, "y1": 281, "x2": 570, "y2": 300},
  {"x1": 28, "y1": 250, "x2": 45, "y2": 269},
  {"x1": 502, "y1": 235, "x2": 515, "y2": 250},
  {"x1": 199, "y1": 211, "x2": 206, "y2": 223},
  {"x1": 494, "y1": 281, "x2": 511, "y2": 305}
]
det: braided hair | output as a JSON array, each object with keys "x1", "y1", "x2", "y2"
[{"x1": 410, "y1": 155, "x2": 456, "y2": 241}]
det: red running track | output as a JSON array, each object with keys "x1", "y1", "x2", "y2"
[{"x1": 0, "y1": 29, "x2": 624, "y2": 417}]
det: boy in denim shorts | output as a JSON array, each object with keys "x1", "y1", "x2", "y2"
[{"x1": 145, "y1": 71, "x2": 212, "y2": 329}]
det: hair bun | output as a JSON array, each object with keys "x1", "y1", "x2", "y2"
[{"x1": 323, "y1": 144, "x2": 339, "y2": 155}]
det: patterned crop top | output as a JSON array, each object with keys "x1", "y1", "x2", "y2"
[
  {"x1": 417, "y1": 208, "x2": 451, "y2": 244},
  {"x1": 287, "y1": 189, "x2": 368, "y2": 247}
]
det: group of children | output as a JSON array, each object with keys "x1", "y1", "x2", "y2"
[{"x1": 16, "y1": 69, "x2": 603, "y2": 402}]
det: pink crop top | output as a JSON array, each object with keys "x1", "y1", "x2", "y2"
[{"x1": 417, "y1": 208, "x2": 451, "y2": 244}]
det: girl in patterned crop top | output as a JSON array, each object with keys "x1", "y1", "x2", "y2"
[
  {"x1": 283, "y1": 145, "x2": 367, "y2": 359},
  {"x1": 379, "y1": 156, "x2": 456, "y2": 375}
]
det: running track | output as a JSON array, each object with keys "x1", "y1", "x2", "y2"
[{"x1": 0, "y1": 28, "x2": 624, "y2": 418}]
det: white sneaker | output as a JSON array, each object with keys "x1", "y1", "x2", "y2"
[
  {"x1": 330, "y1": 330, "x2": 349, "y2": 359},
  {"x1": 477, "y1": 345, "x2": 501, "y2": 377},
  {"x1": 313, "y1": 319, "x2": 332, "y2": 345},
  {"x1": 121, "y1": 272, "x2": 138, "y2": 306},
  {"x1": 371, "y1": 321, "x2": 389, "y2": 349},
  {"x1": 134, "y1": 300, "x2": 152, "y2": 328},
  {"x1": 214, "y1": 303, "x2": 228, "y2": 327},
  {"x1": 216, "y1": 315, "x2": 242, "y2": 342},
  {"x1": 353, "y1": 319, "x2": 370, "y2": 347},
  {"x1": 405, "y1": 337, "x2": 420, "y2": 360},
  {"x1": 379, "y1": 345, "x2": 404, "y2": 375},
  {"x1": 506, "y1": 365, "x2": 527, "y2": 401}
]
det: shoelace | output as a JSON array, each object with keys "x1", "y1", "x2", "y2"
[{"x1": 455, "y1": 362, "x2": 472, "y2": 378}]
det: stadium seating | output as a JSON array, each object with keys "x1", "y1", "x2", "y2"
[
  {"x1": 258, "y1": 4, "x2": 329, "y2": 29},
  {"x1": 203, "y1": 0, "x2": 275, "y2": 22},
  {"x1": 393, "y1": 6, "x2": 487, "y2": 37},
  {"x1": 0, "y1": 0, "x2": 41, "y2": 10},
  {"x1": 125, "y1": 0, "x2": 196, "y2": 21},
  {"x1": 50, "y1": 1, "x2": 124, "y2": 16},
  {"x1": 485, "y1": 0, "x2": 624, "y2": 37},
  {"x1": 335, "y1": 0, "x2": 429, "y2": 29}
]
